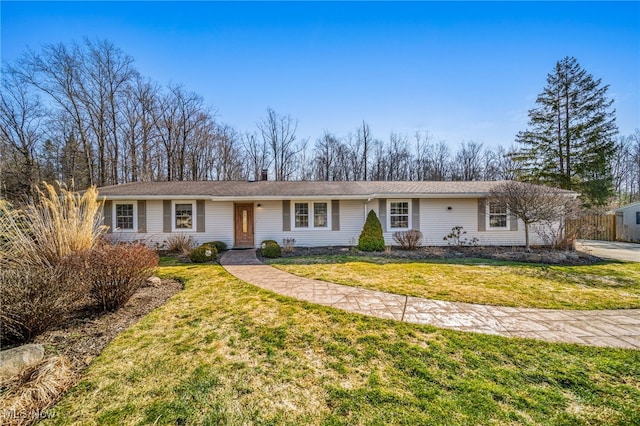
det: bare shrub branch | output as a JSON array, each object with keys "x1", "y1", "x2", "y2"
[
  {"x1": 392, "y1": 230, "x2": 423, "y2": 250},
  {"x1": 0, "y1": 264, "x2": 83, "y2": 344},
  {"x1": 71, "y1": 243, "x2": 158, "y2": 311}
]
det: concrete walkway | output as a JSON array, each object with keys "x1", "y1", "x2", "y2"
[
  {"x1": 576, "y1": 240, "x2": 640, "y2": 263},
  {"x1": 220, "y1": 250, "x2": 640, "y2": 350}
]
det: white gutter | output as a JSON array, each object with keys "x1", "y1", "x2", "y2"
[{"x1": 102, "y1": 192, "x2": 496, "y2": 201}]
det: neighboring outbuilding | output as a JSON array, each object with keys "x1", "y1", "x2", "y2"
[
  {"x1": 614, "y1": 201, "x2": 640, "y2": 242},
  {"x1": 96, "y1": 180, "x2": 573, "y2": 249}
]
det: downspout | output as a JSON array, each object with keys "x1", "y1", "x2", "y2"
[{"x1": 365, "y1": 197, "x2": 373, "y2": 220}]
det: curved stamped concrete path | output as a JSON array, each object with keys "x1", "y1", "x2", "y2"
[{"x1": 220, "y1": 250, "x2": 640, "y2": 350}]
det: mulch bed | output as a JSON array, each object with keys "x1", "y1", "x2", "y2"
[
  {"x1": 32, "y1": 279, "x2": 183, "y2": 372},
  {"x1": 271, "y1": 245, "x2": 604, "y2": 266},
  {"x1": 1, "y1": 279, "x2": 182, "y2": 425}
]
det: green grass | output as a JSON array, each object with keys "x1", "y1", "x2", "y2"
[
  {"x1": 268, "y1": 255, "x2": 640, "y2": 310},
  {"x1": 43, "y1": 262, "x2": 640, "y2": 425}
]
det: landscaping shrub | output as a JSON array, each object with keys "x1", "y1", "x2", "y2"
[
  {"x1": 392, "y1": 229, "x2": 423, "y2": 250},
  {"x1": 443, "y1": 226, "x2": 479, "y2": 246},
  {"x1": 357, "y1": 210, "x2": 385, "y2": 252},
  {"x1": 164, "y1": 233, "x2": 195, "y2": 254},
  {"x1": 190, "y1": 244, "x2": 218, "y2": 263},
  {"x1": 74, "y1": 243, "x2": 159, "y2": 312},
  {"x1": 0, "y1": 264, "x2": 81, "y2": 344},
  {"x1": 203, "y1": 241, "x2": 227, "y2": 253},
  {"x1": 261, "y1": 240, "x2": 282, "y2": 258},
  {"x1": 282, "y1": 238, "x2": 296, "y2": 253},
  {"x1": 0, "y1": 182, "x2": 105, "y2": 269}
]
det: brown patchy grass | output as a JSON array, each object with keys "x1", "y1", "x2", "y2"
[
  {"x1": 270, "y1": 256, "x2": 640, "y2": 310},
  {"x1": 41, "y1": 263, "x2": 640, "y2": 425}
]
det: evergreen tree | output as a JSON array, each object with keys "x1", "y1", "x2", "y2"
[
  {"x1": 512, "y1": 56, "x2": 617, "y2": 205},
  {"x1": 357, "y1": 210, "x2": 385, "y2": 252}
]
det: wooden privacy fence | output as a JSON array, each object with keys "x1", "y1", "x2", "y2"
[{"x1": 566, "y1": 214, "x2": 616, "y2": 241}]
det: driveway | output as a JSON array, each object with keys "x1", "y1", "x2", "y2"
[{"x1": 576, "y1": 240, "x2": 640, "y2": 262}]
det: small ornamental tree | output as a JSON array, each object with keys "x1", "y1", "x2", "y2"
[
  {"x1": 489, "y1": 181, "x2": 572, "y2": 251},
  {"x1": 357, "y1": 210, "x2": 385, "y2": 252}
]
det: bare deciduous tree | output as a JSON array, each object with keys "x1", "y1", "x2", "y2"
[
  {"x1": 489, "y1": 181, "x2": 574, "y2": 250},
  {"x1": 257, "y1": 108, "x2": 304, "y2": 181},
  {"x1": 453, "y1": 141, "x2": 483, "y2": 181},
  {"x1": 356, "y1": 121, "x2": 372, "y2": 180},
  {"x1": 0, "y1": 66, "x2": 45, "y2": 198}
]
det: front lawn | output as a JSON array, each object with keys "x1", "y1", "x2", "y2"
[
  {"x1": 268, "y1": 256, "x2": 640, "y2": 310},
  {"x1": 45, "y1": 262, "x2": 640, "y2": 425}
]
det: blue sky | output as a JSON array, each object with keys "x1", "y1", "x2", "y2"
[{"x1": 2, "y1": 1, "x2": 639, "y2": 148}]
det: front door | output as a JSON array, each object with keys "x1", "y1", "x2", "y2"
[{"x1": 234, "y1": 203, "x2": 254, "y2": 248}]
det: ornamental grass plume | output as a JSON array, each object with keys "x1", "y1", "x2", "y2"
[{"x1": 0, "y1": 181, "x2": 106, "y2": 268}]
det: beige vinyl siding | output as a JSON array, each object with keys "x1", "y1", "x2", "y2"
[
  {"x1": 104, "y1": 196, "x2": 550, "y2": 249},
  {"x1": 255, "y1": 199, "x2": 366, "y2": 247},
  {"x1": 418, "y1": 198, "x2": 544, "y2": 246},
  {"x1": 104, "y1": 200, "x2": 234, "y2": 247}
]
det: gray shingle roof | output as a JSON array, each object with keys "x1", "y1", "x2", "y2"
[{"x1": 96, "y1": 180, "x2": 571, "y2": 199}]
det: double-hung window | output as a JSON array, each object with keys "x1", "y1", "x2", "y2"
[
  {"x1": 389, "y1": 201, "x2": 410, "y2": 229},
  {"x1": 175, "y1": 203, "x2": 193, "y2": 230},
  {"x1": 294, "y1": 203, "x2": 309, "y2": 228},
  {"x1": 314, "y1": 203, "x2": 328, "y2": 227},
  {"x1": 115, "y1": 203, "x2": 135, "y2": 231},
  {"x1": 488, "y1": 201, "x2": 508, "y2": 229},
  {"x1": 293, "y1": 201, "x2": 329, "y2": 229}
]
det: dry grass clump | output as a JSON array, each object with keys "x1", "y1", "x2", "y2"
[
  {"x1": 0, "y1": 356, "x2": 76, "y2": 426},
  {"x1": 164, "y1": 233, "x2": 195, "y2": 254},
  {"x1": 0, "y1": 182, "x2": 106, "y2": 268}
]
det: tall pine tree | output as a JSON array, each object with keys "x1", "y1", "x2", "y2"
[{"x1": 513, "y1": 56, "x2": 617, "y2": 206}]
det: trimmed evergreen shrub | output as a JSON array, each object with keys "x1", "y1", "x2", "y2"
[
  {"x1": 190, "y1": 244, "x2": 218, "y2": 263},
  {"x1": 261, "y1": 240, "x2": 282, "y2": 258},
  {"x1": 203, "y1": 241, "x2": 227, "y2": 253},
  {"x1": 357, "y1": 210, "x2": 385, "y2": 252}
]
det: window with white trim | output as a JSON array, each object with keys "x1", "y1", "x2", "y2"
[
  {"x1": 314, "y1": 203, "x2": 328, "y2": 227},
  {"x1": 389, "y1": 200, "x2": 410, "y2": 229},
  {"x1": 175, "y1": 202, "x2": 194, "y2": 230},
  {"x1": 114, "y1": 203, "x2": 135, "y2": 231},
  {"x1": 293, "y1": 201, "x2": 329, "y2": 229},
  {"x1": 294, "y1": 202, "x2": 309, "y2": 228},
  {"x1": 488, "y1": 201, "x2": 508, "y2": 229}
]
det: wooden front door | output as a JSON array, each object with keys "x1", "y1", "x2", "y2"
[{"x1": 234, "y1": 203, "x2": 254, "y2": 248}]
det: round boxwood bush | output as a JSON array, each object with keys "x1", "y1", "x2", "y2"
[
  {"x1": 203, "y1": 241, "x2": 227, "y2": 253},
  {"x1": 190, "y1": 244, "x2": 218, "y2": 263},
  {"x1": 261, "y1": 240, "x2": 281, "y2": 258},
  {"x1": 357, "y1": 210, "x2": 385, "y2": 252}
]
